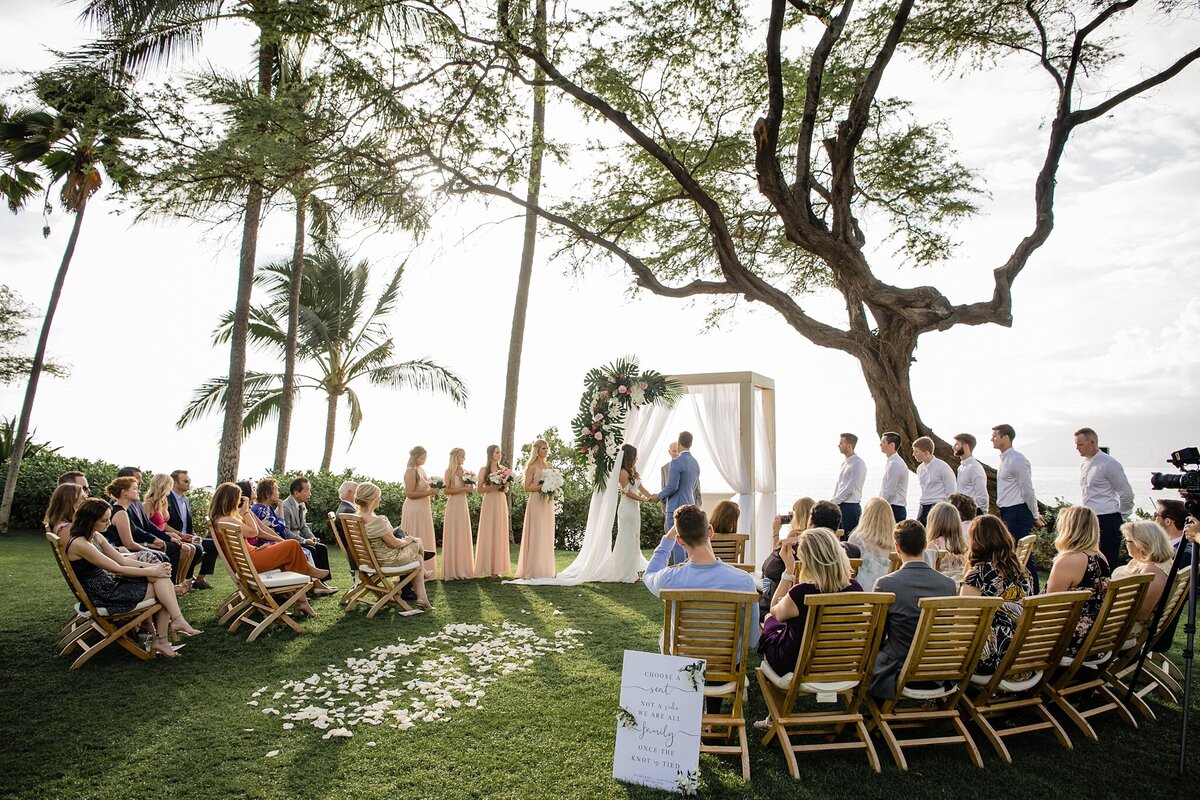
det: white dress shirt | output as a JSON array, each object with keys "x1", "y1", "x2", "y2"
[
  {"x1": 956, "y1": 456, "x2": 988, "y2": 512},
  {"x1": 832, "y1": 454, "x2": 866, "y2": 504},
  {"x1": 879, "y1": 452, "x2": 909, "y2": 506},
  {"x1": 918, "y1": 457, "x2": 956, "y2": 506},
  {"x1": 1080, "y1": 450, "x2": 1134, "y2": 517},
  {"x1": 997, "y1": 448, "x2": 1037, "y2": 515}
]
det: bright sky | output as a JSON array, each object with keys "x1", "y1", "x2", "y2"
[{"x1": 1, "y1": 2, "x2": 1198, "y2": 497}]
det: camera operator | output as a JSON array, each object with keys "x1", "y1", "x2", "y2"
[{"x1": 1149, "y1": 499, "x2": 1195, "y2": 654}]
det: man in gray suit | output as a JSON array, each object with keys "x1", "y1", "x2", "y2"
[
  {"x1": 658, "y1": 432, "x2": 701, "y2": 564},
  {"x1": 869, "y1": 519, "x2": 956, "y2": 700},
  {"x1": 661, "y1": 441, "x2": 702, "y2": 512}
]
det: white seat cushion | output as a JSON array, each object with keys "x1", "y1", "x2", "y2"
[
  {"x1": 260, "y1": 571, "x2": 311, "y2": 589},
  {"x1": 85, "y1": 596, "x2": 156, "y2": 618},
  {"x1": 970, "y1": 670, "x2": 1044, "y2": 693},
  {"x1": 358, "y1": 561, "x2": 420, "y2": 576},
  {"x1": 759, "y1": 660, "x2": 857, "y2": 693},
  {"x1": 73, "y1": 602, "x2": 92, "y2": 619},
  {"x1": 760, "y1": 660, "x2": 793, "y2": 689},
  {"x1": 1120, "y1": 638, "x2": 1138, "y2": 652},
  {"x1": 901, "y1": 682, "x2": 954, "y2": 700},
  {"x1": 703, "y1": 677, "x2": 749, "y2": 697}
]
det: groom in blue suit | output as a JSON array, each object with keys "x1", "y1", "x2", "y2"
[{"x1": 658, "y1": 431, "x2": 700, "y2": 563}]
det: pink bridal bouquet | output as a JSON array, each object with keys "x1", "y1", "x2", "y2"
[
  {"x1": 487, "y1": 467, "x2": 516, "y2": 487},
  {"x1": 461, "y1": 470, "x2": 478, "y2": 487}
]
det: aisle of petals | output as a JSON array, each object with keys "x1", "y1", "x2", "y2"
[{"x1": 250, "y1": 621, "x2": 588, "y2": 740}]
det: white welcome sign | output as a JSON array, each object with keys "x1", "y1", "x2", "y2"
[{"x1": 613, "y1": 650, "x2": 705, "y2": 794}]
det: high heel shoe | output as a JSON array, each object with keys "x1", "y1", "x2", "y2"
[
  {"x1": 153, "y1": 635, "x2": 180, "y2": 658},
  {"x1": 416, "y1": 599, "x2": 434, "y2": 611},
  {"x1": 170, "y1": 616, "x2": 203, "y2": 637}
]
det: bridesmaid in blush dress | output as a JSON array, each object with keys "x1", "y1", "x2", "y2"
[
  {"x1": 473, "y1": 444, "x2": 512, "y2": 577},
  {"x1": 441, "y1": 447, "x2": 475, "y2": 580},
  {"x1": 515, "y1": 438, "x2": 557, "y2": 579},
  {"x1": 402, "y1": 446, "x2": 440, "y2": 579}
]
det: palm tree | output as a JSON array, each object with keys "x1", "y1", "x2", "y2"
[
  {"x1": 0, "y1": 66, "x2": 144, "y2": 532},
  {"x1": 177, "y1": 243, "x2": 467, "y2": 471}
]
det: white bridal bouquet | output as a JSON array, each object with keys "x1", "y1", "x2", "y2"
[
  {"x1": 539, "y1": 468, "x2": 565, "y2": 515},
  {"x1": 461, "y1": 470, "x2": 478, "y2": 487}
]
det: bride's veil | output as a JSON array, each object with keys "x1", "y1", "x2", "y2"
[{"x1": 553, "y1": 455, "x2": 624, "y2": 583}]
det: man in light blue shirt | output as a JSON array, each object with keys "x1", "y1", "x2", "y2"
[{"x1": 644, "y1": 504, "x2": 760, "y2": 646}]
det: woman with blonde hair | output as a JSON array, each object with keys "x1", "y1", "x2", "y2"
[
  {"x1": 356, "y1": 482, "x2": 432, "y2": 609},
  {"x1": 757, "y1": 528, "x2": 861, "y2": 677},
  {"x1": 145, "y1": 472, "x2": 197, "y2": 583},
  {"x1": 961, "y1": 515, "x2": 1035, "y2": 673},
  {"x1": 401, "y1": 445, "x2": 439, "y2": 579},
  {"x1": 926, "y1": 501, "x2": 968, "y2": 583},
  {"x1": 1111, "y1": 519, "x2": 1174, "y2": 638},
  {"x1": 441, "y1": 448, "x2": 475, "y2": 580},
  {"x1": 1046, "y1": 505, "x2": 1112, "y2": 657},
  {"x1": 474, "y1": 444, "x2": 512, "y2": 577},
  {"x1": 847, "y1": 497, "x2": 894, "y2": 591},
  {"x1": 515, "y1": 438, "x2": 556, "y2": 579}
]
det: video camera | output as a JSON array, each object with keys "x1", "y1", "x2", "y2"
[{"x1": 1150, "y1": 446, "x2": 1200, "y2": 516}]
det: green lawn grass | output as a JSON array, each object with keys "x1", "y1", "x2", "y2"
[{"x1": 1, "y1": 531, "x2": 1196, "y2": 799}]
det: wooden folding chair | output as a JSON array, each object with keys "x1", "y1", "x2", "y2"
[
  {"x1": 710, "y1": 533, "x2": 750, "y2": 569},
  {"x1": 1015, "y1": 534, "x2": 1037, "y2": 568},
  {"x1": 327, "y1": 511, "x2": 359, "y2": 605},
  {"x1": 660, "y1": 589, "x2": 759, "y2": 780},
  {"x1": 961, "y1": 590, "x2": 1090, "y2": 763},
  {"x1": 213, "y1": 520, "x2": 313, "y2": 642},
  {"x1": 756, "y1": 592, "x2": 894, "y2": 777},
  {"x1": 888, "y1": 551, "x2": 945, "y2": 574},
  {"x1": 46, "y1": 532, "x2": 162, "y2": 669},
  {"x1": 849, "y1": 558, "x2": 862, "y2": 580},
  {"x1": 1044, "y1": 573, "x2": 1152, "y2": 740},
  {"x1": 338, "y1": 513, "x2": 421, "y2": 618},
  {"x1": 866, "y1": 597, "x2": 1003, "y2": 770},
  {"x1": 1112, "y1": 567, "x2": 1193, "y2": 717}
]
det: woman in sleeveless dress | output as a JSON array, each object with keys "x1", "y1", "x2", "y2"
[
  {"x1": 402, "y1": 446, "x2": 439, "y2": 579},
  {"x1": 515, "y1": 439, "x2": 557, "y2": 579},
  {"x1": 356, "y1": 481, "x2": 433, "y2": 608},
  {"x1": 441, "y1": 447, "x2": 475, "y2": 580},
  {"x1": 65, "y1": 498, "x2": 202, "y2": 658},
  {"x1": 610, "y1": 444, "x2": 654, "y2": 581},
  {"x1": 474, "y1": 444, "x2": 512, "y2": 577},
  {"x1": 1046, "y1": 505, "x2": 1113, "y2": 658}
]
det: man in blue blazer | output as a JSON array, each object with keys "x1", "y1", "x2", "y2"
[{"x1": 658, "y1": 431, "x2": 700, "y2": 563}]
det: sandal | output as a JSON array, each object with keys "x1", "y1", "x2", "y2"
[
  {"x1": 153, "y1": 635, "x2": 179, "y2": 658},
  {"x1": 170, "y1": 616, "x2": 203, "y2": 637},
  {"x1": 173, "y1": 583, "x2": 190, "y2": 597},
  {"x1": 752, "y1": 718, "x2": 772, "y2": 731}
]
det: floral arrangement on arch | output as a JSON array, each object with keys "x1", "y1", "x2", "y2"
[{"x1": 571, "y1": 357, "x2": 681, "y2": 490}]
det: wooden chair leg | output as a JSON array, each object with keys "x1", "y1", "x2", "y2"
[
  {"x1": 868, "y1": 698, "x2": 907, "y2": 771},
  {"x1": 951, "y1": 714, "x2": 985, "y2": 768},
  {"x1": 737, "y1": 724, "x2": 750, "y2": 780},
  {"x1": 1049, "y1": 688, "x2": 1099, "y2": 741},
  {"x1": 964, "y1": 700, "x2": 1013, "y2": 764},
  {"x1": 857, "y1": 718, "x2": 882, "y2": 773},
  {"x1": 70, "y1": 609, "x2": 155, "y2": 669},
  {"x1": 247, "y1": 590, "x2": 307, "y2": 641}
]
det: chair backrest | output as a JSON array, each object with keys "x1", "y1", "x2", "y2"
[
  {"x1": 46, "y1": 532, "x2": 103, "y2": 618},
  {"x1": 1015, "y1": 534, "x2": 1037, "y2": 566},
  {"x1": 660, "y1": 590, "x2": 759, "y2": 684},
  {"x1": 1066, "y1": 573, "x2": 1153, "y2": 669},
  {"x1": 993, "y1": 590, "x2": 1091, "y2": 680},
  {"x1": 934, "y1": 550, "x2": 948, "y2": 571},
  {"x1": 895, "y1": 597, "x2": 1003, "y2": 691},
  {"x1": 791, "y1": 592, "x2": 894, "y2": 698},
  {"x1": 710, "y1": 533, "x2": 748, "y2": 564},
  {"x1": 327, "y1": 511, "x2": 350, "y2": 560},
  {"x1": 214, "y1": 518, "x2": 267, "y2": 596},
  {"x1": 849, "y1": 558, "x2": 862, "y2": 579},
  {"x1": 1151, "y1": 567, "x2": 1193, "y2": 648},
  {"x1": 338, "y1": 512, "x2": 382, "y2": 573}
]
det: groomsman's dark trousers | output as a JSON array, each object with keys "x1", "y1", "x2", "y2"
[
  {"x1": 1000, "y1": 505, "x2": 1039, "y2": 592},
  {"x1": 1096, "y1": 512, "x2": 1124, "y2": 570},
  {"x1": 839, "y1": 503, "x2": 862, "y2": 534},
  {"x1": 917, "y1": 503, "x2": 935, "y2": 525},
  {"x1": 890, "y1": 504, "x2": 907, "y2": 523}
]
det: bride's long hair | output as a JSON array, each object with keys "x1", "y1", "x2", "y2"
[{"x1": 620, "y1": 444, "x2": 639, "y2": 481}]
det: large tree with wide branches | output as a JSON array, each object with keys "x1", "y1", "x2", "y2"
[{"x1": 402, "y1": 0, "x2": 1199, "y2": 482}]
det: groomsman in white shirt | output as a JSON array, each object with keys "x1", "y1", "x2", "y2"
[
  {"x1": 1075, "y1": 427, "x2": 1134, "y2": 568},
  {"x1": 953, "y1": 433, "x2": 989, "y2": 514},
  {"x1": 913, "y1": 436, "x2": 956, "y2": 524},
  {"x1": 992, "y1": 424, "x2": 1043, "y2": 589},
  {"x1": 832, "y1": 433, "x2": 867, "y2": 533},
  {"x1": 878, "y1": 431, "x2": 910, "y2": 521}
]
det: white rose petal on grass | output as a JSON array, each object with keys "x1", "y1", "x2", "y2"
[
  {"x1": 246, "y1": 701, "x2": 259, "y2": 707},
  {"x1": 265, "y1": 750, "x2": 280, "y2": 758},
  {"x1": 282, "y1": 723, "x2": 295, "y2": 730}
]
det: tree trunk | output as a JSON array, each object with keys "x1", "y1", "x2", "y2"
[
  {"x1": 500, "y1": 0, "x2": 548, "y2": 469},
  {"x1": 216, "y1": 39, "x2": 276, "y2": 483},
  {"x1": 0, "y1": 198, "x2": 88, "y2": 533},
  {"x1": 274, "y1": 196, "x2": 305, "y2": 472},
  {"x1": 320, "y1": 390, "x2": 338, "y2": 472}
]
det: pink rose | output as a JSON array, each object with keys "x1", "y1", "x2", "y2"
[
  {"x1": 594, "y1": 432, "x2": 604, "y2": 441},
  {"x1": 580, "y1": 427, "x2": 589, "y2": 436},
  {"x1": 593, "y1": 413, "x2": 603, "y2": 422},
  {"x1": 617, "y1": 385, "x2": 628, "y2": 394},
  {"x1": 607, "y1": 376, "x2": 615, "y2": 383}
]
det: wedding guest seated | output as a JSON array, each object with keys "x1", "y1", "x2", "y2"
[
  {"x1": 847, "y1": 497, "x2": 895, "y2": 591},
  {"x1": 65, "y1": 498, "x2": 202, "y2": 657},
  {"x1": 44, "y1": 482, "x2": 87, "y2": 543},
  {"x1": 709, "y1": 500, "x2": 741, "y2": 535},
  {"x1": 644, "y1": 504, "x2": 759, "y2": 713},
  {"x1": 1046, "y1": 505, "x2": 1112, "y2": 658},
  {"x1": 354, "y1": 481, "x2": 432, "y2": 609},
  {"x1": 948, "y1": 492, "x2": 978, "y2": 540},
  {"x1": 103, "y1": 477, "x2": 169, "y2": 565},
  {"x1": 249, "y1": 479, "x2": 288, "y2": 539},
  {"x1": 870, "y1": 519, "x2": 958, "y2": 700},
  {"x1": 926, "y1": 501, "x2": 969, "y2": 584},
  {"x1": 1112, "y1": 520, "x2": 1175, "y2": 640},
  {"x1": 758, "y1": 528, "x2": 861, "y2": 678},
  {"x1": 210, "y1": 483, "x2": 326, "y2": 616},
  {"x1": 114, "y1": 470, "x2": 190, "y2": 587},
  {"x1": 167, "y1": 470, "x2": 218, "y2": 590},
  {"x1": 960, "y1": 515, "x2": 1035, "y2": 674},
  {"x1": 282, "y1": 477, "x2": 336, "y2": 591},
  {"x1": 57, "y1": 471, "x2": 91, "y2": 493},
  {"x1": 333, "y1": 480, "x2": 359, "y2": 571},
  {"x1": 142, "y1": 472, "x2": 198, "y2": 584},
  {"x1": 760, "y1": 498, "x2": 815, "y2": 608},
  {"x1": 238, "y1": 481, "x2": 285, "y2": 546}
]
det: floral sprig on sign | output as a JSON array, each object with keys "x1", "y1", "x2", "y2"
[
  {"x1": 571, "y1": 357, "x2": 681, "y2": 490},
  {"x1": 675, "y1": 769, "x2": 699, "y2": 796},
  {"x1": 616, "y1": 706, "x2": 639, "y2": 730},
  {"x1": 679, "y1": 660, "x2": 705, "y2": 693}
]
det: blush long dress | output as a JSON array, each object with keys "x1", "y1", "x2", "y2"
[
  {"x1": 473, "y1": 475, "x2": 511, "y2": 578},
  {"x1": 400, "y1": 467, "x2": 437, "y2": 577},
  {"x1": 440, "y1": 471, "x2": 475, "y2": 580},
  {"x1": 514, "y1": 467, "x2": 557, "y2": 579}
]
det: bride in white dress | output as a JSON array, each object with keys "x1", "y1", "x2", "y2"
[{"x1": 609, "y1": 444, "x2": 657, "y2": 581}]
